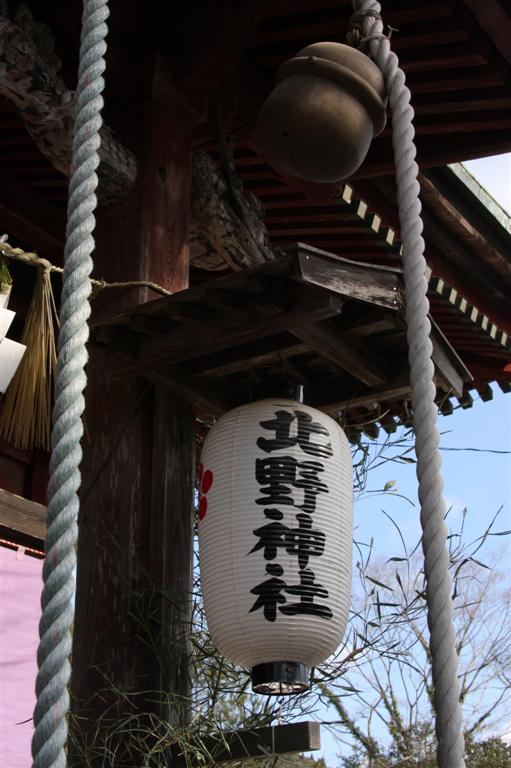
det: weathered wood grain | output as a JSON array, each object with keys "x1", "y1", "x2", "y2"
[
  {"x1": 171, "y1": 721, "x2": 321, "y2": 766},
  {"x1": 0, "y1": 4, "x2": 138, "y2": 205},
  {"x1": 290, "y1": 320, "x2": 389, "y2": 388},
  {"x1": 310, "y1": 372, "x2": 411, "y2": 414},
  {"x1": 293, "y1": 244, "x2": 403, "y2": 310},
  {"x1": 134, "y1": 289, "x2": 344, "y2": 368},
  {"x1": 430, "y1": 328, "x2": 468, "y2": 397},
  {"x1": 138, "y1": 94, "x2": 192, "y2": 294},
  {"x1": 149, "y1": 388, "x2": 195, "y2": 728},
  {"x1": 70, "y1": 59, "x2": 195, "y2": 765},
  {"x1": 192, "y1": 334, "x2": 309, "y2": 378},
  {"x1": 346, "y1": 313, "x2": 396, "y2": 338},
  {"x1": 0, "y1": 7, "x2": 278, "y2": 271},
  {"x1": 0, "y1": 487, "x2": 46, "y2": 539},
  {"x1": 143, "y1": 366, "x2": 234, "y2": 416}
]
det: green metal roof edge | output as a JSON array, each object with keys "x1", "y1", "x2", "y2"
[{"x1": 447, "y1": 162, "x2": 511, "y2": 236}]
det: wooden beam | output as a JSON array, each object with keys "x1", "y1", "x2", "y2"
[
  {"x1": 191, "y1": 334, "x2": 309, "y2": 378},
  {"x1": 370, "y1": 172, "x2": 511, "y2": 317},
  {"x1": 422, "y1": 209, "x2": 509, "y2": 308},
  {"x1": 410, "y1": 113, "x2": 511, "y2": 135},
  {"x1": 294, "y1": 244, "x2": 403, "y2": 310},
  {"x1": 464, "y1": 0, "x2": 511, "y2": 66},
  {"x1": 253, "y1": 2, "x2": 451, "y2": 44},
  {"x1": 269, "y1": 224, "x2": 384, "y2": 238},
  {"x1": 379, "y1": 413, "x2": 399, "y2": 434},
  {"x1": 344, "y1": 314, "x2": 396, "y2": 338},
  {"x1": 307, "y1": 325, "x2": 471, "y2": 412},
  {"x1": 431, "y1": 343, "x2": 463, "y2": 396},
  {"x1": 266, "y1": 216, "x2": 366, "y2": 229},
  {"x1": 399, "y1": 48, "x2": 489, "y2": 75},
  {"x1": 149, "y1": 388, "x2": 195, "y2": 728},
  {"x1": 0, "y1": 170, "x2": 65, "y2": 251},
  {"x1": 143, "y1": 365, "x2": 234, "y2": 416},
  {"x1": 96, "y1": 255, "x2": 295, "y2": 329},
  {"x1": 171, "y1": 722, "x2": 321, "y2": 767},
  {"x1": 475, "y1": 383, "x2": 494, "y2": 402},
  {"x1": 134, "y1": 290, "x2": 344, "y2": 370},
  {"x1": 413, "y1": 89, "x2": 511, "y2": 116},
  {"x1": 407, "y1": 63, "x2": 506, "y2": 95},
  {"x1": 420, "y1": 172, "x2": 511, "y2": 290},
  {"x1": 430, "y1": 324, "x2": 473, "y2": 397},
  {"x1": 310, "y1": 373, "x2": 412, "y2": 414},
  {"x1": 70, "y1": 60, "x2": 194, "y2": 763},
  {"x1": 0, "y1": 9, "x2": 273, "y2": 272},
  {"x1": 457, "y1": 389, "x2": 474, "y2": 409},
  {"x1": 446, "y1": 162, "x2": 511, "y2": 241},
  {"x1": 439, "y1": 396, "x2": 455, "y2": 416},
  {"x1": 291, "y1": 320, "x2": 388, "y2": 389},
  {"x1": 356, "y1": 129, "x2": 511, "y2": 179},
  {"x1": 0, "y1": 488, "x2": 46, "y2": 539},
  {"x1": 138, "y1": 81, "x2": 192, "y2": 293},
  {"x1": 0, "y1": 4, "x2": 138, "y2": 205},
  {"x1": 362, "y1": 174, "x2": 511, "y2": 332},
  {"x1": 251, "y1": 15, "x2": 476, "y2": 69}
]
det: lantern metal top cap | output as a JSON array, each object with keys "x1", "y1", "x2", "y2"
[{"x1": 252, "y1": 662, "x2": 311, "y2": 695}]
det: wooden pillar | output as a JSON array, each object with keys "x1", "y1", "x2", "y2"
[
  {"x1": 149, "y1": 387, "x2": 195, "y2": 728},
  {"x1": 70, "y1": 59, "x2": 201, "y2": 764}
]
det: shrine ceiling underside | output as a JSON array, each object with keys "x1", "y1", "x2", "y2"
[{"x1": 0, "y1": 0, "x2": 510, "y2": 438}]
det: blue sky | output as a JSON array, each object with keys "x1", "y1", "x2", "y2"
[
  {"x1": 464, "y1": 154, "x2": 511, "y2": 213},
  {"x1": 353, "y1": 388, "x2": 510, "y2": 561},
  {"x1": 316, "y1": 390, "x2": 511, "y2": 764},
  {"x1": 355, "y1": 153, "x2": 511, "y2": 559},
  {"x1": 354, "y1": 152, "x2": 510, "y2": 557},
  {"x1": 314, "y1": 154, "x2": 511, "y2": 764}
]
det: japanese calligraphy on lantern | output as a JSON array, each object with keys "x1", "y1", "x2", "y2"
[
  {"x1": 249, "y1": 409, "x2": 334, "y2": 622},
  {"x1": 197, "y1": 398, "x2": 353, "y2": 677}
]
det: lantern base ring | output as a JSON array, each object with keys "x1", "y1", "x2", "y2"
[{"x1": 251, "y1": 661, "x2": 311, "y2": 695}]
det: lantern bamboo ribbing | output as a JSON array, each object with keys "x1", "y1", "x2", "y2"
[{"x1": 198, "y1": 399, "x2": 353, "y2": 694}]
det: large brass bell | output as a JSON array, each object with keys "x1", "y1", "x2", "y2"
[{"x1": 256, "y1": 42, "x2": 386, "y2": 183}]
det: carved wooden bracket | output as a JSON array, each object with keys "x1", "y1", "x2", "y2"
[
  {"x1": 0, "y1": 4, "x2": 277, "y2": 270},
  {"x1": 0, "y1": 3, "x2": 137, "y2": 205}
]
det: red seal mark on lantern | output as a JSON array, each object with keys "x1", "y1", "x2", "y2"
[{"x1": 198, "y1": 463, "x2": 214, "y2": 521}]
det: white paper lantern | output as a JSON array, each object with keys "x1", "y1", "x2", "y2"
[{"x1": 198, "y1": 398, "x2": 353, "y2": 694}]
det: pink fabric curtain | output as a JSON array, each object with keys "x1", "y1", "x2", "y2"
[{"x1": 0, "y1": 545, "x2": 42, "y2": 767}]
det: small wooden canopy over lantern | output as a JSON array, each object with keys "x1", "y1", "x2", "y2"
[
  {"x1": 257, "y1": 42, "x2": 386, "y2": 183},
  {"x1": 198, "y1": 397, "x2": 353, "y2": 695}
]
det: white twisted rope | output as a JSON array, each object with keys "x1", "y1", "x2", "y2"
[
  {"x1": 350, "y1": 2, "x2": 465, "y2": 767},
  {"x1": 31, "y1": 1, "x2": 109, "y2": 766}
]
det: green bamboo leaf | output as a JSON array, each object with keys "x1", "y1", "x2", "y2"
[{"x1": 366, "y1": 575, "x2": 394, "y2": 590}]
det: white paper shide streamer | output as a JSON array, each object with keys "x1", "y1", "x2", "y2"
[
  {"x1": 198, "y1": 398, "x2": 353, "y2": 694},
  {"x1": 0, "y1": 295, "x2": 26, "y2": 393}
]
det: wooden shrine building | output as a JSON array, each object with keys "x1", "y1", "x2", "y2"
[{"x1": 0, "y1": 0, "x2": 510, "y2": 763}]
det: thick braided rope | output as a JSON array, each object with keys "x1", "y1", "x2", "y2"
[
  {"x1": 351, "y1": 2, "x2": 465, "y2": 767},
  {"x1": 31, "y1": 2, "x2": 109, "y2": 766}
]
